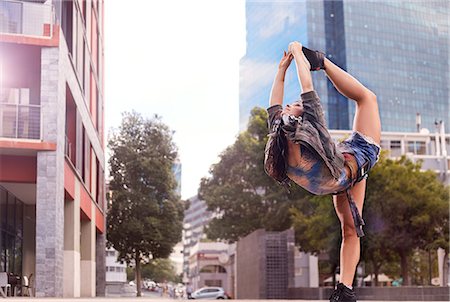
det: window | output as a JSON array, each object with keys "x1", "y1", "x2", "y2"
[
  {"x1": 0, "y1": 1, "x2": 23, "y2": 34},
  {"x1": 0, "y1": 187, "x2": 24, "y2": 274},
  {"x1": 408, "y1": 141, "x2": 426, "y2": 155},
  {"x1": 61, "y1": 0, "x2": 73, "y2": 54},
  {"x1": 390, "y1": 140, "x2": 402, "y2": 157},
  {"x1": 200, "y1": 265, "x2": 226, "y2": 273},
  {"x1": 204, "y1": 280, "x2": 222, "y2": 287}
]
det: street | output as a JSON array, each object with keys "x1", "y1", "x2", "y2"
[{"x1": 3, "y1": 299, "x2": 446, "y2": 302}]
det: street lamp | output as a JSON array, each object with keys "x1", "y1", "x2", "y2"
[{"x1": 416, "y1": 113, "x2": 421, "y2": 132}]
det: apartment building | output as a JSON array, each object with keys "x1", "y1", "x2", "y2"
[{"x1": 0, "y1": 0, "x2": 106, "y2": 297}]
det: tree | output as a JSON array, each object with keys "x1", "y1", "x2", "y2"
[
  {"x1": 364, "y1": 154, "x2": 449, "y2": 285},
  {"x1": 141, "y1": 258, "x2": 181, "y2": 283},
  {"x1": 107, "y1": 111, "x2": 184, "y2": 296},
  {"x1": 198, "y1": 107, "x2": 310, "y2": 242}
]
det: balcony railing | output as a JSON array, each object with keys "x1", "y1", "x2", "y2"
[
  {"x1": 0, "y1": 0, "x2": 54, "y2": 38},
  {"x1": 0, "y1": 103, "x2": 41, "y2": 139}
]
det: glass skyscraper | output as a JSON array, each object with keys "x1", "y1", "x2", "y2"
[{"x1": 239, "y1": 0, "x2": 449, "y2": 132}]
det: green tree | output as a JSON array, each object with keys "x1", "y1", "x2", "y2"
[
  {"x1": 141, "y1": 258, "x2": 181, "y2": 283},
  {"x1": 290, "y1": 194, "x2": 341, "y2": 281},
  {"x1": 198, "y1": 107, "x2": 309, "y2": 242},
  {"x1": 364, "y1": 154, "x2": 449, "y2": 285},
  {"x1": 107, "y1": 111, "x2": 184, "y2": 296}
]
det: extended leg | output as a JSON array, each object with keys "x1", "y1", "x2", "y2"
[{"x1": 324, "y1": 58, "x2": 381, "y2": 144}]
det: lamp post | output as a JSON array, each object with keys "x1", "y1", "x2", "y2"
[{"x1": 416, "y1": 113, "x2": 421, "y2": 132}]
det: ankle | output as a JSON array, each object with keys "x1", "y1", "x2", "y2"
[{"x1": 343, "y1": 283, "x2": 353, "y2": 290}]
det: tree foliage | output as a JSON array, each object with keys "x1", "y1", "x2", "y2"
[
  {"x1": 107, "y1": 111, "x2": 183, "y2": 296},
  {"x1": 364, "y1": 153, "x2": 449, "y2": 285},
  {"x1": 141, "y1": 258, "x2": 182, "y2": 283}
]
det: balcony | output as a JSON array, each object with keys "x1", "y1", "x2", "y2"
[
  {"x1": 0, "y1": 88, "x2": 41, "y2": 140},
  {"x1": 0, "y1": 0, "x2": 54, "y2": 38},
  {"x1": 0, "y1": 103, "x2": 41, "y2": 140}
]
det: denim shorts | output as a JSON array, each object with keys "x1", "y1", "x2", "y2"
[{"x1": 339, "y1": 131, "x2": 381, "y2": 181}]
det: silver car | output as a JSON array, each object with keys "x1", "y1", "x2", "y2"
[{"x1": 190, "y1": 287, "x2": 228, "y2": 299}]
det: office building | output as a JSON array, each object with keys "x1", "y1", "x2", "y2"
[
  {"x1": 182, "y1": 195, "x2": 212, "y2": 282},
  {"x1": 240, "y1": 0, "x2": 449, "y2": 132},
  {"x1": 0, "y1": 0, "x2": 106, "y2": 297},
  {"x1": 105, "y1": 247, "x2": 127, "y2": 297}
]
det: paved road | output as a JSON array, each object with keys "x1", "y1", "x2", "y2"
[{"x1": 4, "y1": 299, "x2": 446, "y2": 302}]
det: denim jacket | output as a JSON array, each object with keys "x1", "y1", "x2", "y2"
[{"x1": 267, "y1": 90, "x2": 346, "y2": 180}]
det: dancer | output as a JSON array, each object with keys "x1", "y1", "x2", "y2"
[{"x1": 264, "y1": 42, "x2": 381, "y2": 302}]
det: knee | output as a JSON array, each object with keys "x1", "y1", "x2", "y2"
[
  {"x1": 359, "y1": 90, "x2": 377, "y2": 105},
  {"x1": 341, "y1": 222, "x2": 358, "y2": 240}
]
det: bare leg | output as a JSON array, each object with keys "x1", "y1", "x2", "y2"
[
  {"x1": 324, "y1": 58, "x2": 381, "y2": 144},
  {"x1": 333, "y1": 180, "x2": 366, "y2": 286},
  {"x1": 325, "y1": 57, "x2": 381, "y2": 288}
]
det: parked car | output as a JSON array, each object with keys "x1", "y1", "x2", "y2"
[{"x1": 189, "y1": 287, "x2": 228, "y2": 299}]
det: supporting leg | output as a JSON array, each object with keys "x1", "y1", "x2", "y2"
[
  {"x1": 333, "y1": 179, "x2": 366, "y2": 287},
  {"x1": 0, "y1": 287, "x2": 6, "y2": 298}
]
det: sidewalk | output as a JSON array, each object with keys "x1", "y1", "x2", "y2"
[{"x1": 3, "y1": 299, "x2": 447, "y2": 302}]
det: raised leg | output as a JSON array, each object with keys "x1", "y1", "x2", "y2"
[{"x1": 324, "y1": 58, "x2": 381, "y2": 144}]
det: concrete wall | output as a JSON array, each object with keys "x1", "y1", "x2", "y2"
[
  {"x1": 288, "y1": 286, "x2": 450, "y2": 301},
  {"x1": 35, "y1": 45, "x2": 66, "y2": 298},
  {"x1": 236, "y1": 229, "x2": 265, "y2": 299}
]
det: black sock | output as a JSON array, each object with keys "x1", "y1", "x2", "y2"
[{"x1": 302, "y1": 47, "x2": 326, "y2": 71}]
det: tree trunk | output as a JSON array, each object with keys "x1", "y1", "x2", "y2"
[
  {"x1": 135, "y1": 255, "x2": 142, "y2": 297},
  {"x1": 373, "y1": 262, "x2": 380, "y2": 287},
  {"x1": 400, "y1": 251, "x2": 410, "y2": 286},
  {"x1": 443, "y1": 251, "x2": 449, "y2": 287}
]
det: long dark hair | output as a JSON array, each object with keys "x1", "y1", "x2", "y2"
[{"x1": 264, "y1": 121, "x2": 290, "y2": 190}]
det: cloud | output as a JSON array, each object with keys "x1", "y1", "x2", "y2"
[
  {"x1": 239, "y1": 58, "x2": 277, "y2": 102},
  {"x1": 247, "y1": 1, "x2": 306, "y2": 39}
]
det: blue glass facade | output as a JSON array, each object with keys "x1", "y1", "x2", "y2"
[{"x1": 240, "y1": 0, "x2": 449, "y2": 132}]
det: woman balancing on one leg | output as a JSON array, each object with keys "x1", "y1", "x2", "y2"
[{"x1": 264, "y1": 41, "x2": 381, "y2": 302}]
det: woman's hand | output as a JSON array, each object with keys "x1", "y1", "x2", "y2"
[
  {"x1": 288, "y1": 41, "x2": 303, "y2": 56},
  {"x1": 278, "y1": 51, "x2": 293, "y2": 72},
  {"x1": 289, "y1": 41, "x2": 311, "y2": 71}
]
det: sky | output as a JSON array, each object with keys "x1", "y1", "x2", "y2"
[{"x1": 105, "y1": 0, "x2": 246, "y2": 199}]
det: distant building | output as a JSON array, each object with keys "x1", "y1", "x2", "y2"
[
  {"x1": 188, "y1": 241, "x2": 232, "y2": 292},
  {"x1": 172, "y1": 159, "x2": 182, "y2": 196},
  {"x1": 329, "y1": 126, "x2": 450, "y2": 185},
  {"x1": 182, "y1": 195, "x2": 213, "y2": 282},
  {"x1": 105, "y1": 247, "x2": 127, "y2": 297}
]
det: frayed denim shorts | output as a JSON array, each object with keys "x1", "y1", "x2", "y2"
[{"x1": 339, "y1": 131, "x2": 381, "y2": 181}]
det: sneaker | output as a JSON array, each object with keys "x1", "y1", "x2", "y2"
[
  {"x1": 302, "y1": 47, "x2": 326, "y2": 71},
  {"x1": 329, "y1": 283, "x2": 357, "y2": 302}
]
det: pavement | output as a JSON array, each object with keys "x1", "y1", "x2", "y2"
[{"x1": 3, "y1": 299, "x2": 446, "y2": 302}]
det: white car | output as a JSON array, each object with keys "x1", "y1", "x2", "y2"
[{"x1": 190, "y1": 287, "x2": 228, "y2": 299}]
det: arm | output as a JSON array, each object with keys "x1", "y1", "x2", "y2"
[
  {"x1": 288, "y1": 42, "x2": 314, "y2": 93},
  {"x1": 269, "y1": 51, "x2": 293, "y2": 107}
]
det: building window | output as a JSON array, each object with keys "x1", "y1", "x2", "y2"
[
  {"x1": 0, "y1": 1, "x2": 23, "y2": 34},
  {"x1": 0, "y1": 186, "x2": 24, "y2": 274},
  {"x1": 200, "y1": 265, "x2": 226, "y2": 273},
  {"x1": 390, "y1": 140, "x2": 402, "y2": 157},
  {"x1": 61, "y1": 0, "x2": 73, "y2": 55},
  {"x1": 204, "y1": 280, "x2": 222, "y2": 287},
  {"x1": 408, "y1": 141, "x2": 426, "y2": 155}
]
